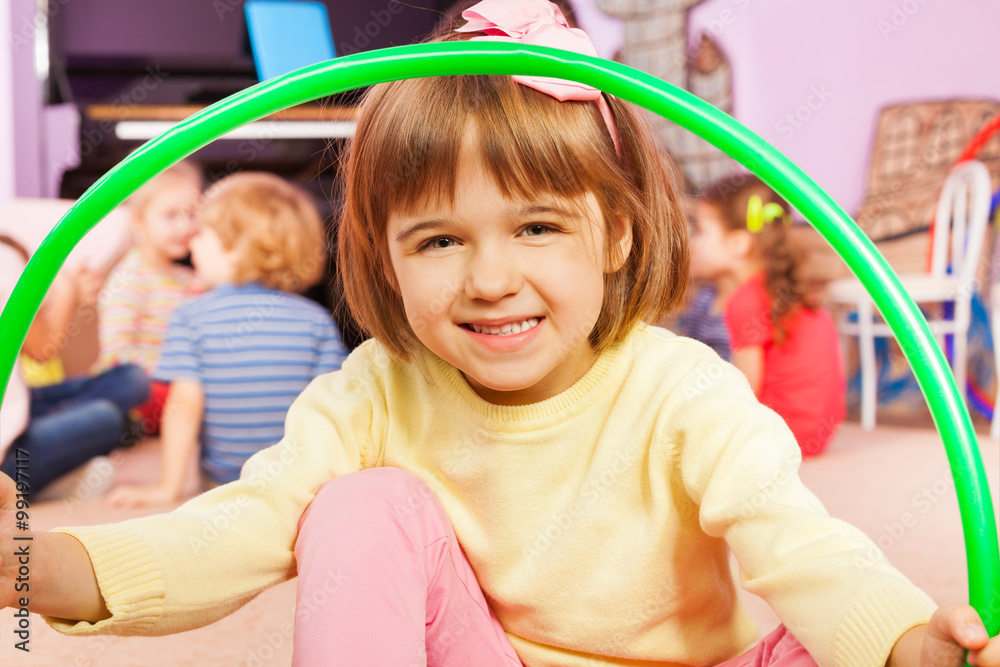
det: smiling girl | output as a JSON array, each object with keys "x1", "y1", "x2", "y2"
[{"x1": 0, "y1": 2, "x2": 996, "y2": 666}]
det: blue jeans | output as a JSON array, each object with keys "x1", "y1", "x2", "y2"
[{"x1": 0, "y1": 364, "x2": 150, "y2": 493}]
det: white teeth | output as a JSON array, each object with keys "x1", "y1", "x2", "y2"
[{"x1": 469, "y1": 318, "x2": 539, "y2": 336}]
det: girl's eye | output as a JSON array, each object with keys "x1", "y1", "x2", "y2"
[
  {"x1": 420, "y1": 236, "x2": 456, "y2": 251},
  {"x1": 522, "y1": 224, "x2": 554, "y2": 237}
]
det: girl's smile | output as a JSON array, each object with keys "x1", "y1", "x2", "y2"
[
  {"x1": 460, "y1": 315, "x2": 545, "y2": 352},
  {"x1": 386, "y1": 141, "x2": 628, "y2": 406}
]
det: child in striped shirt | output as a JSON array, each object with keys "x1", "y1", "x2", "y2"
[
  {"x1": 93, "y1": 160, "x2": 203, "y2": 433},
  {"x1": 105, "y1": 172, "x2": 348, "y2": 508}
]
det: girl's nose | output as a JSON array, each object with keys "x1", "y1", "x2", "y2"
[{"x1": 463, "y1": 247, "x2": 522, "y2": 302}]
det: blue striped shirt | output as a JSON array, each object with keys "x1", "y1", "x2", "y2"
[{"x1": 154, "y1": 283, "x2": 348, "y2": 484}]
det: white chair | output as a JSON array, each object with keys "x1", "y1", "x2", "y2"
[{"x1": 828, "y1": 160, "x2": 993, "y2": 430}]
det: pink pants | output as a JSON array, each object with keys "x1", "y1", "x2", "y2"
[{"x1": 292, "y1": 467, "x2": 817, "y2": 667}]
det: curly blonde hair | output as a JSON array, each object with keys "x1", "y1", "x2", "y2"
[{"x1": 198, "y1": 172, "x2": 325, "y2": 293}]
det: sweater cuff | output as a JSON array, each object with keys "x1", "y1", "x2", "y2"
[
  {"x1": 835, "y1": 585, "x2": 937, "y2": 667},
  {"x1": 44, "y1": 524, "x2": 165, "y2": 636}
]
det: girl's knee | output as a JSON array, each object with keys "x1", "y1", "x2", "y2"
[
  {"x1": 299, "y1": 467, "x2": 437, "y2": 532},
  {"x1": 295, "y1": 468, "x2": 444, "y2": 567},
  {"x1": 317, "y1": 467, "x2": 431, "y2": 505}
]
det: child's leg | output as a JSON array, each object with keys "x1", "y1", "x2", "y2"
[
  {"x1": 29, "y1": 363, "x2": 149, "y2": 419},
  {"x1": 716, "y1": 625, "x2": 817, "y2": 666},
  {"x1": 293, "y1": 467, "x2": 522, "y2": 667}
]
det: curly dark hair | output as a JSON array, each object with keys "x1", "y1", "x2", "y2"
[{"x1": 700, "y1": 173, "x2": 816, "y2": 346}]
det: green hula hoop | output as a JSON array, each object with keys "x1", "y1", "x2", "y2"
[{"x1": 0, "y1": 41, "x2": 996, "y2": 634}]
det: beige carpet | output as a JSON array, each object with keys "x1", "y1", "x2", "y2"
[{"x1": 3, "y1": 422, "x2": 998, "y2": 666}]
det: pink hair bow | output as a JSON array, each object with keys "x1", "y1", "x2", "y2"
[{"x1": 457, "y1": 0, "x2": 621, "y2": 155}]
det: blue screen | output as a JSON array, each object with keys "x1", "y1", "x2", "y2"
[{"x1": 245, "y1": 0, "x2": 337, "y2": 81}]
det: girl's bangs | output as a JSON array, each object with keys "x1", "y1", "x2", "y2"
[{"x1": 362, "y1": 75, "x2": 618, "y2": 220}]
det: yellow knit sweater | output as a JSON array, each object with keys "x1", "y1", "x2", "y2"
[{"x1": 51, "y1": 324, "x2": 935, "y2": 666}]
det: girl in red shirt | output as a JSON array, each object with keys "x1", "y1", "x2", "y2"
[{"x1": 690, "y1": 173, "x2": 846, "y2": 456}]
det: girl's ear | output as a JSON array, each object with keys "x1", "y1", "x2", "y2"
[
  {"x1": 605, "y1": 215, "x2": 633, "y2": 273},
  {"x1": 381, "y1": 248, "x2": 401, "y2": 294}
]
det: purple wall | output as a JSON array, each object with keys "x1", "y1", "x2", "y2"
[
  {"x1": 0, "y1": 4, "x2": 14, "y2": 208},
  {"x1": 8, "y1": 0, "x2": 43, "y2": 199},
  {"x1": 690, "y1": 0, "x2": 1000, "y2": 213},
  {"x1": 576, "y1": 0, "x2": 1000, "y2": 214}
]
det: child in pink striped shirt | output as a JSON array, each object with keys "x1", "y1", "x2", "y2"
[{"x1": 93, "y1": 161, "x2": 203, "y2": 433}]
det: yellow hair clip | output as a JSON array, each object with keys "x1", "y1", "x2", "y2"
[{"x1": 746, "y1": 195, "x2": 787, "y2": 233}]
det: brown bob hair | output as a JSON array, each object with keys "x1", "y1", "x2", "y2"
[
  {"x1": 337, "y1": 37, "x2": 690, "y2": 361},
  {"x1": 198, "y1": 172, "x2": 325, "y2": 293}
]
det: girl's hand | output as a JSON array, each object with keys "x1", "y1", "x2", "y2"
[
  {"x1": 104, "y1": 483, "x2": 180, "y2": 509},
  {"x1": 0, "y1": 472, "x2": 110, "y2": 621},
  {"x1": 889, "y1": 604, "x2": 999, "y2": 667},
  {"x1": 73, "y1": 265, "x2": 106, "y2": 309}
]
